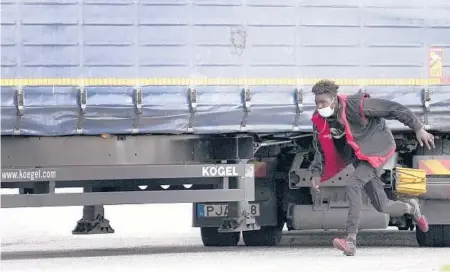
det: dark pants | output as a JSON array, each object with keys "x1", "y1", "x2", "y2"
[{"x1": 346, "y1": 160, "x2": 409, "y2": 234}]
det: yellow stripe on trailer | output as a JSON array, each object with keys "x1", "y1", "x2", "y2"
[
  {"x1": 0, "y1": 77, "x2": 446, "y2": 87},
  {"x1": 420, "y1": 160, "x2": 450, "y2": 175}
]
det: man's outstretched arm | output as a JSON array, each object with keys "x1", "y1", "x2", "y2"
[
  {"x1": 361, "y1": 97, "x2": 435, "y2": 149},
  {"x1": 361, "y1": 98, "x2": 423, "y2": 131}
]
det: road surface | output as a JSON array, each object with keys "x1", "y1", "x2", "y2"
[{"x1": 1, "y1": 193, "x2": 449, "y2": 272}]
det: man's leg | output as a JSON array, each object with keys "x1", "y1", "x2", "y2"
[
  {"x1": 333, "y1": 160, "x2": 376, "y2": 256},
  {"x1": 363, "y1": 175, "x2": 409, "y2": 215},
  {"x1": 364, "y1": 175, "x2": 429, "y2": 233},
  {"x1": 346, "y1": 160, "x2": 378, "y2": 236},
  {"x1": 333, "y1": 161, "x2": 429, "y2": 256}
]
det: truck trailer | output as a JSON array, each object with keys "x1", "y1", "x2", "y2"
[{"x1": 1, "y1": 0, "x2": 450, "y2": 247}]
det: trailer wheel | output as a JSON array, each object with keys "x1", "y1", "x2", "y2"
[
  {"x1": 415, "y1": 140, "x2": 450, "y2": 247},
  {"x1": 416, "y1": 225, "x2": 450, "y2": 247},
  {"x1": 242, "y1": 226, "x2": 283, "y2": 246},
  {"x1": 200, "y1": 227, "x2": 240, "y2": 247}
]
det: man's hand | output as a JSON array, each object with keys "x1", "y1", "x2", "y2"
[
  {"x1": 311, "y1": 176, "x2": 321, "y2": 192},
  {"x1": 416, "y1": 128, "x2": 435, "y2": 150}
]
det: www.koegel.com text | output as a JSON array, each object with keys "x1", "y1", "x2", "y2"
[{"x1": 1, "y1": 169, "x2": 57, "y2": 181}]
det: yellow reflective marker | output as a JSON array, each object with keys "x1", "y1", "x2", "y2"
[
  {"x1": 440, "y1": 264, "x2": 450, "y2": 272},
  {"x1": 429, "y1": 47, "x2": 444, "y2": 78}
]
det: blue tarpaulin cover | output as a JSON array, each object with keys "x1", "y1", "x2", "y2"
[{"x1": 1, "y1": 0, "x2": 449, "y2": 136}]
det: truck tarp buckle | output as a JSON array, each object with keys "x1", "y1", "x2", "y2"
[
  {"x1": 187, "y1": 88, "x2": 197, "y2": 132},
  {"x1": 13, "y1": 86, "x2": 24, "y2": 135},
  {"x1": 132, "y1": 86, "x2": 142, "y2": 134},
  {"x1": 422, "y1": 87, "x2": 431, "y2": 129},
  {"x1": 293, "y1": 87, "x2": 303, "y2": 131},
  {"x1": 359, "y1": 86, "x2": 366, "y2": 94},
  {"x1": 76, "y1": 86, "x2": 87, "y2": 134},
  {"x1": 240, "y1": 88, "x2": 251, "y2": 131}
]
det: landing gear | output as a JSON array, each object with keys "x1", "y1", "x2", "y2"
[
  {"x1": 72, "y1": 205, "x2": 114, "y2": 235},
  {"x1": 200, "y1": 227, "x2": 240, "y2": 247}
]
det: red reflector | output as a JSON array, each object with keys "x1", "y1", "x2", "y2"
[{"x1": 253, "y1": 161, "x2": 267, "y2": 178}]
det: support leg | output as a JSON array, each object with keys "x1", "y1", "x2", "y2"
[{"x1": 72, "y1": 187, "x2": 114, "y2": 235}]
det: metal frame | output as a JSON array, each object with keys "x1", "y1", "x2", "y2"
[
  {"x1": 1, "y1": 134, "x2": 261, "y2": 233},
  {"x1": 1, "y1": 163, "x2": 255, "y2": 208},
  {"x1": 288, "y1": 152, "x2": 399, "y2": 190},
  {"x1": 419, "y1": 177, "x2": 450, "y2": 200},
  {"x1": 420, "y1": 199, "x2": 450, "y2": 224},
  {"x1": 290, "y1": 156, "x2": 450, "y2": 200},
  {"x1": 0, "y1": 134, "x2": 254, "y2": 167},
  {"x1": 289, "y1": 165, "x2": 355, "y2": 189},
  {"x1": 192, "y1": 157, "x2": 282, "y2": 230},
  {"x1": 0, "y1": 164, "x2": 247, "y2": 183},
  {"x1": 1, "y1": 189, "x2": 248, "y2": 208}
]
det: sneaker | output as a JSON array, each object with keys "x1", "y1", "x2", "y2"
[
  {"x1": 405, "y1": 198, "x2": 429, "y2": 233},
  {"x1": 332, "y1": 237, "x2": 356, "y2": 256}
]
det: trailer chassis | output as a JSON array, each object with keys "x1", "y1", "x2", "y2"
[{"x1": 1, "y1": 134, "x2": 260, "y2": 234}]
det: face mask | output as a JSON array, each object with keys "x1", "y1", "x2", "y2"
[{"x1": 317, "y1": 97, "x2": 335, "y2": 118}]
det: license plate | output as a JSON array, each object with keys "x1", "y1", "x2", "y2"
[{"x1": 197, "y1": 203, "x2": 260, "y2": 217}]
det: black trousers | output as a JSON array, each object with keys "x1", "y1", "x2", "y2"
[{"x1": 346, "y1": 160, "x2": 409, "y2": 234}]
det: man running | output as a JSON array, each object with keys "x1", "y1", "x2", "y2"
[{"x1": 309, "y1": 80, "x2": 435, "y2": 256}]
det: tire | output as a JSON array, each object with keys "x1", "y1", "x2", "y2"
[
  {"x1": 242, "y1": 176, "x2": 286, "y2": 247},
  {"x1": 242, "y1": 226, "x2": 283, "y2": 246},
  {"x1": 415, "y1": 140, "x2": 450, "y2": 247},
  {"x1": 200, "y1": 227, "x2": 240, "y2": 247},
  {"x1": 416, "y1": 224, "x2": 450, "y2": 247}
]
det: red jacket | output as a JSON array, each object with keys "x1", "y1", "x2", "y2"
[{"x1": 310, "y1": 92, "x2": 422, "y2": 182}]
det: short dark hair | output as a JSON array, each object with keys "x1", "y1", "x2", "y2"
[{"x1": 311, "y1": 79, "x2": 339, "y2": 96}]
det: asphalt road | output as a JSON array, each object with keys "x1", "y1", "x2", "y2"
[
  {"x1": 1, "y1": 201, "x2": 449, "y2": 272},
  {"x1": 2, "y1": 230, "x2": 450, "y2": 272}
]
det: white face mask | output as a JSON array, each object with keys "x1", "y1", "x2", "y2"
[{"x1": 317, "y1": 97, "x2": 335, "y2": 118}]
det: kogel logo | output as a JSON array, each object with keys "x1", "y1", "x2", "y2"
[{"x1": 201, "y1": 166, "x2": 238, "y2": 177}]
